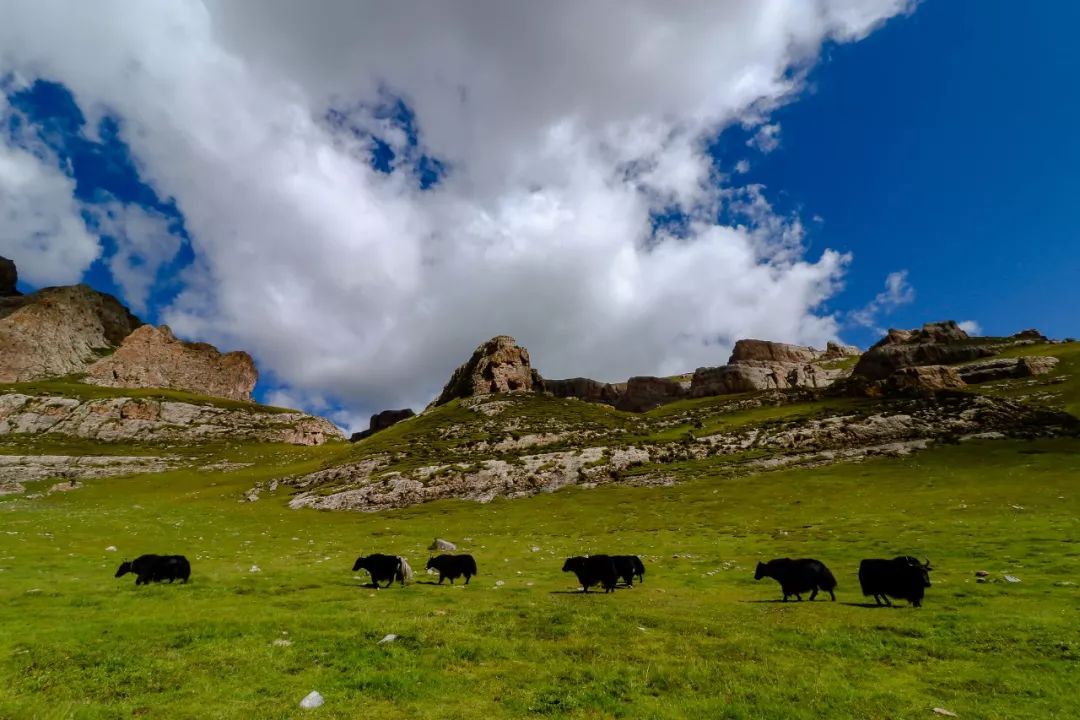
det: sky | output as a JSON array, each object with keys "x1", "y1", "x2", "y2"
[{"x1": 1, "y1": 1, "x2": 1076, "y2": 431}]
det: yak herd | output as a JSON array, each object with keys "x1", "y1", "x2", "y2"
[{"x1": 114, "y1": 550, "x2": 934, "y2": 606}]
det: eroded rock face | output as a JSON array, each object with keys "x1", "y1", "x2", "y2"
[
  {"x1": 0, "y1": 285, "x2": 142, "y2": 383},
  {"x1": 0, "y1": 393, "x2": 343, "y2": 445},
  {"x1": 957, "y1": 356, "x2": 1060, "y2": 384},
  {"x1": 885, "y1": 365, "x2": 966, "y2": 394},
  {"x1": 434, "y1": 336, "x2": 535, "y2": 406},
  {"x1": 84, "y1": 325, "x2": 258, "y2": 401},
  {"x1": 615, "y1": 376, "x2": 687, "y2": 412},
  {"x1": 728, "y1": 339, "x2": 820, "y2": 365},
  {"x1": 0, "y1": 257, "x2": 19, "y2": 297},
  {"x1": 539, "y1": 377, "x2": 626, "y2": 405},
  {"x1": 852, "y1": 321, "x2": 997, "y2": 381},
  {"x1": 349, "y1": 408, "x2": 415, "y2": 442}
]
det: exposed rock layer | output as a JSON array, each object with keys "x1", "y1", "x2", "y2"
[
  {"x1": 956, "y1": 357, "x2": 1059, "y2": 384},
  {"x1": 0, "y1": 393, "x2": 342, "y2": 445},
  {"x1": 0, "y1": 285, "x2": 142, "y2": 383},
  {"x1": 85, "y1": 324, "x2": 258, "y2": 401}
]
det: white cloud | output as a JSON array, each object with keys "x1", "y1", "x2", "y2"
[
  {"x1": 849, "y1": 270, "x2": 916, "y2": 331},
  {"x1": 0, "y1": 96, "x2": 101, "y2": 286},
  {"x1": 734, "y1": 159, "x2": 751, "y2": 174},
  {"x1": 0, "y1": 0, "x2": 915, "y2": 416},
  {"x1": 747, "y1": 123, "x2": 782, "y2": 153},
  {"x1": 958, "y1": 320, "x2": 982, "y2": 336}
]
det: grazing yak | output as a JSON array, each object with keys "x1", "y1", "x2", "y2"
[
  {"x1": 114, "y1": 554, "x2": 191, "y2": 585},
  {"x1": 612, "y1": 555, "x2": 646, "y2": 586},
  {"x1": 754, "y1": 558, "x2": 837, "y2": 601},
  {"x1": 859, "y1": 556, "x2": 933, "y2": 607},
  {"x1": 426, "y1": 554, "x2": 478, "y2": 585},
  {"x1": 562, "y1": 555, "x2": 618, "y2": 593},
  {"x1": 352, "y1": 553, "x2": 413, "y2": 588}
]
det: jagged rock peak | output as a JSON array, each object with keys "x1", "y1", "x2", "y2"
[
  {"x1": 0, "y1": 257, "x2": 20, "y2": 297},
  {"x1": 84, "y1": 324, "x2": 258, "y2": 401},
  {"x1": 0, "y1": 284, "x2": 143, "y2": 383},
  {"x1": 853, "y1": 320, "x2": 991, "y2": 381},
  {"x1": 434, "y1": 335, "x2": 535, "y2": 406}
]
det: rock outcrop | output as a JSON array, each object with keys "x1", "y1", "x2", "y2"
[
  {"x1": 852, "y1": 321, "x2": 997, "y2": 381},
  {"x1": 0, "y1": 284, "x2": 143, "y2": 383},
  {"x1": 0, "y1": 393, "x2": 343, "y2": 445},
  {"x1": 884, "y1": 365, "x2": 966, "y2": 394},
  {"x1": 690, "y1": 339, "x2": 857, "y2": 397},
  {"x1": 0, "y1": 256, "x2": 19, "y2": 297},
  {"x1": 615, "y1": 376, "x2": 688, "y2": 412},
  {"x1": 433, "y1": 336, "x2": 535, "y2": 406},
  {"x1": 84, "y1": 324, "x2": 258, "y2": 401},
  {"x1": 349, "y1": 408, "x2": 415, "y2": 442},
  {"x1": 957, "y1": 356, "x2": 1059, "y2": 384},
  {"x1": 537, "y1": 377, "x2": 626, "y2": 405},
  {"x1": 0, "y1": 454, "x2": 176, "y2": 489}
]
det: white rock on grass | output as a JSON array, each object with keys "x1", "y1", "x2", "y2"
[
  {"x1": 299, "y1": 691, "x2": 324, "y2": 709},
  {"x1": 249, "y1": 565, "x2": 261, "y2": 573},
  {"x1": 105, "y1": 546, "x2": 117, "y2": 552},
  {"x1": 377, "y1": 634, "x2": 397, "y2": 645},
  {"x1": 272, "y1": 638, "x2": 292, "y2": 647}
]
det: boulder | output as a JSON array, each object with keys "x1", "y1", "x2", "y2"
[
  {"x1": 615, "y1": 376, "x2": 687, "y2": 412},
  {"x1": 349, "y1": 408, "x2": 415, "y2": 442},
  {"x1": 690, "y1": 365, "x2": 765, "y2": 396},
  {"x1": 0, "y1": 285, "x2": 142, "y2": 383},
  {"x1": 1011, "y1": 329, "x2": 1048, "y2": 342},
  {"x1": 884, "y1": 365, "x2": 966, "y2": 394},
  {"x1": 824, "y1": 341, "x2": 860, "y2": 359},
  {"x1": 84, "y1": 325, "x2": 258, "y2": 401},
  {"x1": 957, "y1": 356, "x2": 1060, "y2": 384},
  {"x1": 0, "y1": 257, "x2": 19, "y2": 297},
  {"x1": 434, "y1": 336, "x2": 535, "y2": 406}
]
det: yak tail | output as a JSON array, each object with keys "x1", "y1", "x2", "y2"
[
  {"x1": 820, "y1": 565, "x2": 838, "y2": 591},
  {"x1": 466, "y1": 555, "x2": 478, "y2": 576},
  {"x1": 397, "y1": 557, "x2": 414, "y2": 585}
]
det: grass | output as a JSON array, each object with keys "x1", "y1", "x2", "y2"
[
  {"x1": 1, "y1": 437, "x2": 1078, "y2": 719},
  {"x1": 0, "y1": 378, "x2": 296, "y2": 414}
]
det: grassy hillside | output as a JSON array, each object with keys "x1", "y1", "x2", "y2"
[{"x1": 2, "y1": 437, "x2": 1078, "y2": 719}]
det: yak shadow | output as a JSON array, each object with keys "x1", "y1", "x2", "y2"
[{"x1": 840, "y1": 602, "x2": 897, "y2": 609}]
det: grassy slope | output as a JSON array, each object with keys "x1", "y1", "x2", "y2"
[{"x1": 1, "y1": 438, "x2": 1078, "y2": 719}]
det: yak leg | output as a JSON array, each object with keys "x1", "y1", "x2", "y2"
[
  {"x1": 828, "y1": 588, "x2": 836, "y2": 601},
  {"x1": 465, "y1": 575, "x2": 471, "y2": 585},
  {"x1": 438, "y1": 574, "x2": 445, "y2": 585},
  {"x1": 809, "y1": 587, "x2": 819, "y2": 601}
]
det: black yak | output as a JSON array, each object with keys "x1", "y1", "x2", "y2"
[
  {"x1": 352, "y1": 553, "x2": 413, "y2": 588},
  {"x1": 562, "y1": 555, "x2": 618, "y2": 593},
  {"x1": 858, "y1": 556, "x2": 933, "y2": 607},
  {"x1": 425, "y1": 554, "x2": 478, "y2": 585},
  {"x1": 612, "y1": 555, "x2": 646, "y2": 586},
  {"x1": 754, "y1": 558, "x2": 837, "y2": 601},
  {"x1": 114, "y1": 554, "x2": 191, "y2": 585}
]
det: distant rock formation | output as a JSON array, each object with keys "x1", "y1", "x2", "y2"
[
  {"x1": 0, "y1": 283, "x2": 143, "y2": 383},
  {"x1": 0, "y1": 256, "x2": 20, "y2": 297},
  {"x1": 690, "y1": 338, "x2": 859, "y2": 397},
  {"x1": 852, "y1": 321, "x2": 997, "y2": 381},
  {"x1": 349, "y1": 408, "x2": 415, "y2": 442},
  {"x1": 538, "y1": 377, "x2": 626, "y2": 405},
  {"x1": 433, "y1": 336, "x2": 535, "y2": 406},
  {"x1": 615, "y1": 376, "x2": 688, "y2": 412},
  {"x1": 85, "y1": 324, "x2": 258, "y2": 401}
]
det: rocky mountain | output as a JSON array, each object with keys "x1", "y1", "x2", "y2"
[
  {"x1": 433, "y1": 335, "x2": 537, "y2": 406},
  {"x1": 0, "y1": 257, "x2": 341, "y2": 446},
  {"x1": 85, "y1": 324, "x2": 258, "y2": 401}
]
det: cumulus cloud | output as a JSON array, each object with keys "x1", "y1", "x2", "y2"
[
  {"x1": 747, "y1": 123, "x2": 782, "y2": 154},
  {"x1": 958, "y1": 320, "x2": 982, "y2": 335},
  {"x1": 0, "y1": 95, "x2": 100, "y2": 285},
  {"x1": 848, "y1": 270, "x2": 916, "y2": 332},
  {"x1": 0, "y1": 0, "x2": 915, "y2": 416}
]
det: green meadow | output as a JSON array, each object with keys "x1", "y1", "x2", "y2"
[{"x1": 2, "y1": 437, "x2": 1078, "y2": 719}]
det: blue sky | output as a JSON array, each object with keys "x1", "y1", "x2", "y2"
[{"x1": 1, "y1": 2, "x2": 1076, "y2": 423}]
